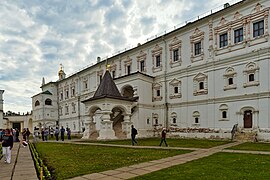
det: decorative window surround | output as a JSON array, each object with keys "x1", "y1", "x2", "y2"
[
  {"x1": 151, "y1": 44, "x2": 163, "y2": 72},
  {"x1": 190, "y1": 28, "x2": 204, "y2": 62},
  {"x1": 214, "y1": 12, "x2": 247, "y2": 56},
  {"x1": 247, "y1": 3, "x2": 269, "y2": 46},
  {"x1": 193, "y1": 73, "x2": 208, "y2": 96},
  {"x1": 124, "y1": 56, "x2": 132, "y2": 75},
  {"x1": 192, "y1": 111, "x2": 200, "y2": 126},
  {"x1": 223, "y1": 67, "x2": 237, "y2": 91},
  {"x1": 137, "y1": 50, "x2": 147, "y2": 72},
  {"x1": 65, "y1": 104, "x2": 69, "y2": 115},
  {"x1": 64, "y1": 84, "x2": 69, "y2": 99},
  {"x1": 243, "y1": 62, "x2": 260, "y2": 88},
  {"x1": 72, "y1": 102, "x2": 76, "y2": 113},
  {"x1": 169, "y1": 78, "x2": 182, "y2": 99},
  {"x1": 169, "y1": 37, "x2": 182, "y2": 68},
  {"x1": 152, "y1": 83, "x2": 162, "y2": 101},
  {"x1": 219, "y1": 104, "x2": 229, "y2": 121},
  {"x1": 170, "y1": 112, "x2": 177, "y2": 126}
]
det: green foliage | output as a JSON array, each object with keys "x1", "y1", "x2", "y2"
[
  {"x1": 80, "y1": 138, "x2": 230, "y2": 148},
  {"x1": 133, "y1": 152, "x2": 270, "y2": 180},
  {"x1": 35, "y1": 142, "x2": 190, "y2": 179},
  {"x1": 29, "y1": 142, "x2": 51, "y2": 179},
  {"x1": 227, "y1": 142, "x2": 270, "y2": 151}
]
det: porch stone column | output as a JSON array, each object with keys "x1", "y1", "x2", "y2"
[
  {"x1": 98, "y1": 111, "x2": 117, "y2": 140},
  {"x1": 82, "y1": 116, "x2": 96, "y2": 139},
  {"x1": 122, "y1": 114, "x2": 132, "y2": 137}
]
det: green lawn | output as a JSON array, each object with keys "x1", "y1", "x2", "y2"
[
  {"x1": 227, "y1": 142, "x2": 270, "y2": 151},
  {"x1": 35, "y1": 142, "x2": 190, "y2": 179},
  {"x1": 79, "y1": 138, "x2": 230, "y2": 148},
  {"x1": 133, "y1": 152, "x2": 270, "y2": 180}
]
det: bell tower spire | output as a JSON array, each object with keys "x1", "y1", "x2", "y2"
[{"x1": 58, "y1": 64, "x2": 66, "y2": 80}]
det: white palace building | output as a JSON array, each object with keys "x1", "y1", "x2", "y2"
[{"x1": 32, "y1": 0, "x2": 270, "y2": 140}]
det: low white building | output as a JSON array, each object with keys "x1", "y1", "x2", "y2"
[{"x1": 32, "y1": 0, "x2": 270, "y2": 140}]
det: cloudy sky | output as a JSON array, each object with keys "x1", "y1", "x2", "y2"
[{"x1": 0, "y1": 0, "x2": 240, "y2": 114}]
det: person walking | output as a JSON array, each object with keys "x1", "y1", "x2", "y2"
[
  {"x1": 131, "y1": 125, "x2": 138, "y2": 145},
  {"x1": 67, "y1": 128, "x2": 71, "y2": 140},
  {"x1": 26, "y1": 128, "x2": 31, "y2": 142},
  {"x1": 159, "y1": 128, "x2": 168, "y2": 147},
  {"x1": 55, "y1": 127, "x2": 59, "y2": 141},
  {"x1": 60, "y1": 126, "x2": 65, "y2": 141},
  {"x1": 1, "y1": 129, "x2": 14, "y2": 164},
  {"x1": 41, "y1": 128, "x2": 45, "y2": 141},
  {"x1": 44, "y1": 128, "x2": 49, "y2": 141}
]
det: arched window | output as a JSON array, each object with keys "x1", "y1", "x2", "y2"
[
  {"x1": 219, "y1": 104, "x2": 229, "y2": 121},
  {"x1": 35, "y1": 100, "x2": 40, "y2": 106},
  {"x1": 45, "y1": 99, "x2": 52, "y2": 105}
]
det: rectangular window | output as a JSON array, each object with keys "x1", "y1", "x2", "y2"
[
  {"x1": 228, "y1": 78, "x2": 233, "y2": 85},
  {"x1": 127, "y1": 65, "x2": 131, "y2": 75},
  {"x1": 60, "y1": 92, "x2": 63, "y2": 100},
  {"x1": 72, "y1": 88, "x2": 75, "y2": 96},
  {"x1": 66, "y1": 91, "x2": 69, "y2": 98},
  {"x1": 173, "y1": 49, "x2": 179, "y2": 62},
  {"x1": 156, "y1": 89, "x2": 160, "y2": 97},
  {"x1": 156, "y1": 55, "x2": 161, "y2": 67},
  {"x1": 112, "y1": 71, "x2": 115, "y2": 79},
  {"x1": 249, "y1": 74, "x2": 254, "y2": 82},
  {"x1": 174, "y1": 86, "x2": 178, "y2": 94},
  {"x1": 194, "y1": 41, "x2": 201, "y2": 55},
  {"x1": 253, "y1": 20, "x2": 264, "y2": 38},
  {"x1": 220, "y1": 33, "x2": 228, "y2": 48},
  {"x1": 199, "y1": 82, "x2": 204, "y2": 90},
  {"x1": 84, "y1": 82, "x2": 88, "y2": 89},
  {"x1": 234, "y1": 27, "x2": 243, "y2": 43},
  {"x1": 140, "y1": 61, "x2": 145, "y2": 72}
]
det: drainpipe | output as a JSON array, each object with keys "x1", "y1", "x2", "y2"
[{"x1": 162, "y1": 36, "x2": 169, "y2": 129}]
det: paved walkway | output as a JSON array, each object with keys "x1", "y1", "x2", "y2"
[
  {"x1": 2, "y1": 140, "x2": 270, "y2": 180},
  {"x1": 68, "y1": 141, "x2": 244, "y2": 180},
  {"x1": 0, "y1": 142, "x2": 37, "y2": 180}
]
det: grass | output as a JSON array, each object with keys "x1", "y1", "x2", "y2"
[
  {"x1": 133, "y1": 152, "x2": 270, "y2": 180},
  {"x1": 35, "y1": 142, "x2": 190, "y2": 179},
  {"x1": 227, "y1": 142, "x2": 270, "y2": 151},
  {"x1": 79, "y1": 138, "x2": 230, "y2": 148}
]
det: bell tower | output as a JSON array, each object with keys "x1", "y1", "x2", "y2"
[{"x1": 58, "y1": 64, "x2": 66, "y2": 80}]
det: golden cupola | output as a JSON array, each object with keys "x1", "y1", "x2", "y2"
[{"x1": 58, "y1": 64, "x2": 66, "y2": 80}]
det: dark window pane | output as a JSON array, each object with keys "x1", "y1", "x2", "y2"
[{"x1": 195, "y1": 41, "x2": 201, "y2": 55}]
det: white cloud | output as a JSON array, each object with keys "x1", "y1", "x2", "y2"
[{"x1": 0, "y1": 0, "x2": 241, "y2": 113}]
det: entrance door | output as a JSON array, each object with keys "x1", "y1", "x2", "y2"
[
  {"x1": 13, "y1": 122, "x2": 21, "y2": 131},
  {"x1": 244, "y1": 110, "x2": 252, "y2": 128}
]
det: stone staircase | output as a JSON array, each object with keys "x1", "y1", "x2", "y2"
[
  {"x1": 113, "y1": 113, "x2": 127, "y2": 139},
  {"x1": 235, "y1": 130, "x2": 257, "y2": 142}
]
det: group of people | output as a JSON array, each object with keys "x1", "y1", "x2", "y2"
[
  {"x1": 33, "y1": 126, "x2": 72, "y2": 142},
  {"x1": 131, "y1": 125, "x2": 168, "y2": 147}
]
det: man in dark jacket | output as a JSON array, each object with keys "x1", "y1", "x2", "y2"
[
  {"x1": 60, "y1": 126, "x2": 65, "y2": 141},
  {"x1": 131, "y1": 125, "x2": 138, "y2": 145},
  {"x1": 2, "y1": 129, "x2": 14, "y2": 164},
  {"x1": 159, "y1": 128, "x2": 168, "y2": 147}
]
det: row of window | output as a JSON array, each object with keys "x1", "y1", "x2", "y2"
[
  {"x1": 34, "y1": 99, "x2": 52, "y2": 106},
  {"x1": 59, "y1": 103, "x2": 77, "y2": 116},
  {"x1": 150, "y1": 104, "x2": 232, "y2": 126},
  {"x1": 154, "y1": 62, "x2": 259, "y2": 99}
]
